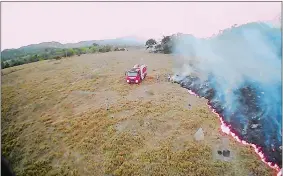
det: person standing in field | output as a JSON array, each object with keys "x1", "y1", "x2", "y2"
[
  {"x1": 105, "y1": 98, "x2": 109, "y2": 111},
  {"x1": 167, "y1": 74, "x2": 171, "y2": 82}
]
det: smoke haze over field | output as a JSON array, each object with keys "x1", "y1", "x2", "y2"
[
  {"x1": 172, "y1": 22, "x2": 282, "y2": 167},
  {"x1": 1, "y1": 2, "x2": 281, "y2": 49}
]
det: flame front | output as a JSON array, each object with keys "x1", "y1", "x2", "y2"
[{"x1": 187, "y1": 89, "x2": 281, "y2": 175}]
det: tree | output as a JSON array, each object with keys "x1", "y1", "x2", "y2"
[
  {"x1": 154, "y1": 44, "x2": 162, "y2": 53},
  {"x1": 90, "y1": 47, "x2": 97, "y2": 53},
  {"x1": 4, "y1": 62, "x2": 10, "y2": 68},
  {"x1": 80, "y1": 47, "x2": 87, "y2": 54},
  {"x1": 161, "y1": 36, "x2": 171, "y2": 45},
  {"x1": 98, "y1": 46, "x2": 111, "y2": 53},
  {"x1": 50, "y1": 49, "x2": 56, "y2": 55},
  {"x1": 161, "y1": 36, "x2": 173, "y2": 54},
  {"x1": 66, "y1": 49, "x2": 75, "y2": 57},
  {"x1": 10, "y1": 59, "x2": 16, "y2": 66},
  {"x1": 145, "y1": 39, "x2": 157, "y2": 49},
  {"x1": 1, "y1": 61, "x2": 4, "y2": 69},
  {"x1": 93, "y1": 43, "x2": 99, "y2": 47},
  {"x1": 73, "y1": 48, "x2": 82, "y2": 56},
  {"x1": 30, "y1": 54, "x2": 39, "y2": 62},
  {"x1": 105, "y1": 46, "x2": 111, "y2": 52}
]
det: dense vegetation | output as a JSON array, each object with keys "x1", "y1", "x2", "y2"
[
  {"x1": 146, "y1": 33, "x2": 195, "y2": 54},
  {"x1": 145, "y1": 35, "x2": 175, "y2": 54},
  {"x1": 1, "y1": 44, "x2": 112, "y2": 69},
  {"x1": 1, "y1": 36, "x2": 145, "y2": 69},
  {"x1": 1, "y1": 34, "x2": 177, "y2": 69}
]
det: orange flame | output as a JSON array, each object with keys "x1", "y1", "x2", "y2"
[{"x1": 187, "y1": 89, "x2": 281, "y2": 175}]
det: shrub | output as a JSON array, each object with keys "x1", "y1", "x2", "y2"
[{"x1": 99, "y1": 46, "x2": 112, "y2": 53}]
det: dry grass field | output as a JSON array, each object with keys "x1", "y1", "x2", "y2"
[{"x1": 1, "y1": 50, "x2": 276, "y2": 176}]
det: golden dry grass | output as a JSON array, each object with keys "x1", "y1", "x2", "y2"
[{"x1": 1, "y1": 50, "x2": 276, "y2": 176}]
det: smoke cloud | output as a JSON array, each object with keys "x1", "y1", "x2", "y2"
[{"x1": 172, "y1": 22, "x2": 282, "y2": 167}]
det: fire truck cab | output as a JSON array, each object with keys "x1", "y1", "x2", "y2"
[{"x1": 126, "y1": 64, "x2": 147, "y2": 84}]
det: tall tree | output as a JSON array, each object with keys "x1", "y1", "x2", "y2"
[
  {"x1": 145, "y1": 39, "x2": 157, "y2": 49},
  {"x1": 161, "y1": 36, "x2": 173, "y2": 54}
]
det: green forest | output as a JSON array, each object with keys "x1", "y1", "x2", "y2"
[
  {"x1": 1, "y1": 44, "x2": 112, "y2": 69},
  {"x1": 1, "y1": 34, "x2": 176, "y2": 69}
]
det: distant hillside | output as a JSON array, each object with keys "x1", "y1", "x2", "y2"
[
  {"x1": 1, "y1": 36, "x2": 145, "y2": 61},
  {"x1": 20, "y1": 41, "x2": 65, "y2": 50},
  {"x1": 64, "y1": 37, "x2": 145, "y2": 48}
]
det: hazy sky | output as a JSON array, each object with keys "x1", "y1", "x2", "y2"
[{"x1": 1, "y1": 2, "x2": 281, "y2": 49}]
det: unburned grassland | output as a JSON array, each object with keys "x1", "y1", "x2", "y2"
[{"x1": 1, "y1": 50, "x2": 275, "y2": 176}]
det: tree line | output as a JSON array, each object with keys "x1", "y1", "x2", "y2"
[{"x1": 1, "y1": 44, "x2": 112, "y2": 69}]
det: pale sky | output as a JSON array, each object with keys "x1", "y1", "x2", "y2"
[{"x1": 1, "y1": 2, "x2": 281, "y2": 50}]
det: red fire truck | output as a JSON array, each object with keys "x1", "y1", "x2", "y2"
[{"x1": 125, "y1": 64, "x2": 147, "y2": 84}]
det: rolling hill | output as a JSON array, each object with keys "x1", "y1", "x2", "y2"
[{"x1": 1, "y1": 36, "x2": 146, "y2": 61}]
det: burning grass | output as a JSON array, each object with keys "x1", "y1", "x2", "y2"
[{"x1": 1, "y1": 52, "x2": 276, "y2": 176}]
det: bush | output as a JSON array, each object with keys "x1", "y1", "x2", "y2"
[
  {"x1": 54, "y1": 56, "x2": 61, "y2": 60},
  {"x1": 3, "y1": 62, "x2": 10, "y2": 68},
  {"x1": 91, "y1": 47, "x2": 97, "y2": 53},
  {"x1": 66, "y1": 49, "x2": 75, "y2": 57},
  {"x1": 98, "y1": 46, "x2": 112, "y2": 53},
  {"x1": 105, "y1": 48, "x2": 111, "y2": 52}
]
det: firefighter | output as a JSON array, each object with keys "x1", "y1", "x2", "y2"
[
  {"x1": 188, "y1": 103, "x2": 192, "y2": 109},
  {"x1": 167, "y1": 74, "x2": 171, "y2": 82},
  {"x1": 106, "y1": 98, "x2": 109, "y2": 111}
]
